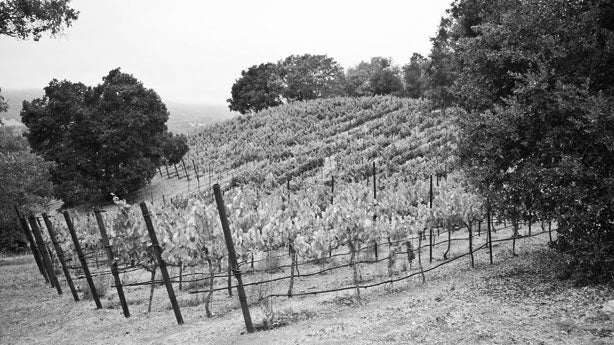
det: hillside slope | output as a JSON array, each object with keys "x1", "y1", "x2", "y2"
[{"x1": 185, "y1": 96, "x2": 460, "y2": 192}]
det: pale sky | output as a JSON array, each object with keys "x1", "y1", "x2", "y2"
[{"x1": 0, "y1": 0, "x2": 452, "y2": 105}]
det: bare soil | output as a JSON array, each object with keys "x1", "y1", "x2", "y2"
[{"x1": 2, "y1": 227, "x2": 613, "y2": 345}]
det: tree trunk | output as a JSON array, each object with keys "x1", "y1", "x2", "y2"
[
  {"x1": 178, "y1": 261, "x2": 183, "y2": 291},
  {"x1": 287, "y1": 242, "x2": 296, "y2": 298},
  {"x1": 528, "y1": 215, "x2": 532, "y2": 236},
  {"x1": 347, "y1": 239, "x2": 361, "y2": 304},
  {"x1": 405, "y1": 240, "x2": 415, "y2": 268},
  {"x1": 467, "y1": 222, "x2": 474, "y2": 268},
  {"x1": 204, "y1": 259, "x2": 216, "y2": 318},
  {"x1": 512, "y1": 218, "x2": 519, "y2": 257},
  {"x1": 147, "y1": 267, "x2": 157, "y2": 313},
  {"x1": 443, "y1": 225, "x2": 452, "y2": 260},
  {"x1": 387, "y1": 245, "x2": 396, "y2": 285},
  {"x1": 417, "y1": 232, "x2": 426, "y2": 284}
]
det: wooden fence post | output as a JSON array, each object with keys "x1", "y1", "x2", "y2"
[
  {"x1": 139, "y1": 202, "x2": 184, "y2": 325},
  {"x1": 174, "y1": 164, "x2": 181, "y2": 179},
  {"x1": 429, "y1": 228, "x2": 433, "y2": 263},
  {"x1": 213, "y1": 184, "x2": 254, "y2": 333},
  {"x1": 94, "y1": 210, "x2": 130, "y2": 317},
  {"x1": 28, "y1": 216, "x2": 62, "y2": 295},
  {"x1": 63, "y1": 211, "x2": 102, "y2": 309},
  {"x1": 468, "y1": 223, "x2": 474, "y2": 268},
  {"x1": 192, "y1": 160, "x2": 200, "y2": 186},
  {"x1": 42, "y1": 213, "x2": 79, "y2": 302},
  {"x1": 182, "y1": 159, "x2": 190, "y2": 181},
  {"x1": 429, "y1": 175, "x2": 433, "y2": 209},
  {"x1": 487, "y1": 203, "x2": 493, "y2": 265},
  {"x1": 14, "y1": 206, "x2": 48, "y2": 282}
]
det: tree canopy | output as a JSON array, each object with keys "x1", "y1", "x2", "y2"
[
  {"x1": 0, "y1": 0, "x2": 79, "y2": 40},
  {"x1": 0, "y1": 89, "x2": 7, "y2": 114},
  {"x1": 344, "y1": 57, "x2": 404, "y2": 97},
  {"x1": 227, "y1": 54, "x2": 345, "y2": 114},
  {"x1": 401, "y1": 53, "x2": 428, "y2": 99},
  {"x1": 21, "y1": 68, "x2": 188, "y2": 206},
  {"x1": 280, "y1": 54, "x2": 345, "y2": 102},
  {"x1": 445, "y1": 0, "x2": 614, "y2": 282},
  {"x1": 0, "y1": 124, "x2": 53, "y2": 251},
  {"x1": 227, "y1": 63, "x2": 284, "y2": 115}
]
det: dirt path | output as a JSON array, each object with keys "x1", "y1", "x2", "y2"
[{"x1": 2, "y1": 234, "x2": 613, "y2": 345}]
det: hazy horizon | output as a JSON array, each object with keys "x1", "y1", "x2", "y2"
[{"x1": 0, "y1": 0, "x2": 452, "y2": 105}]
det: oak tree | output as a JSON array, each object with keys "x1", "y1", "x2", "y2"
[
  {"x1": 21, "y1": 68, "x2": 188, "y2": 206},
  {"x1": 0, "y1": 0, "x2": 79, "y2": 40},
  {"x1": 450, "y1": 0, "x2": 614, "y2": 282},
  {"x1": 227, "y1": 63, "x2": 284, "y2": 114}
]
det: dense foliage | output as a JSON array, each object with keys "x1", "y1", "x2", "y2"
[
  {"x1": 227, "y1": 54, "x2": 345, "y2": 114},
  {"x1": 344, "y1": 57, "x2": 404, "y2": 97},
  {"x1": 0, "y1": 0, "x2": 79, "y2": 40},
  {"x1": 0, "y1": 0, "x2": 79, "y2": 252},
  {"x1": 227, "y1": 55, "x2": 429, "y2": 114},
  {"x1": 0, "y1": 126, "x2": 53, "y2": 251},
  {"x1": 227, "y1": 63, "x2": 284, "y2": 114},
  {"x1": 280, "y1": 54, "x2": 346, "y2": 102},
  {"x1": 438, "y1": 0, "x2": 614, "y2": 282},
  {"x1": 52, "y1": 170, "x2": 484, "y2": 305},
  {"x1": 0, "y1": 88, "x2": 7, "y2": 115},
  {"x1": 21, "y1": 68, "x2": 188, "y2": 206}
]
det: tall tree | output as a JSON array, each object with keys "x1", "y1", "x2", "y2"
[
  {"x1": 424, "y1": 17, "x2": 457, "y2": 115},
  {"x1": 0, "y1": 0, "x2": 79, "y2": 40},
  {"x1": 401, "y1": 53, "x2": 428, "y2": 99},
  {"x1": 344, "y1": 60, "x2": 372, "y2": 97},
  {"x1": 344, "y1": 57, "x2": 403, "y2": 97},
  {"x1": 21, "y1": 68, "x2": 188, "y2": 206},
  {"x1": 279, "y1": 54, "x2": 345, "y2": 101},
  {"x1": 451, "y1": 0, "x2": 614, "y2": 282},
  {"x1": 227, "y1": 63, "x2": 284, "y2": 114}
]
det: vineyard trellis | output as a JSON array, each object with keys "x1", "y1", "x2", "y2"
[{"x1": 14, "y1": 167, "x2": 557, "y2": 332}]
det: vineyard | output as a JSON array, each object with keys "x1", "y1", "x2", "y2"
[
  {"x1": 184, "y1": 96, "x2": 456, "y2": 188},
  {"x1": 6, "y1": 95, "x2": 609, "y2": 344},
  {"x1": 14, "y1": 166, "x2": 558, "y2": 331},
  {"x1": 123, "y1": 96, "x2": 458, "y2": 206}
]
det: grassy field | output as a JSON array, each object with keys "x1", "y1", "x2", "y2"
[{"x1": 2, "y1": 224, "x2": 613, "y2": 345}]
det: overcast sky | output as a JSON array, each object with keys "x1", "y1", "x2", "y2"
[{"x1": 0, "y1": 0, "x2": 452, "y2": 105}]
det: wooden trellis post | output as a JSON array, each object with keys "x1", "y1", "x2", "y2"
[
  {"x1": 28, "y1": 216, "x2": 62, "y2": 295},
  {"x1": 63, "y1": 211, "x2": 102, "y2": 309},
  {"x1": 42, "y1": 213, "x2": 79, "y2": 302},
  {"x1": 14, "y1": 206, "x2": 48, "y2": 282},
  {"x1": 94, "y1": 210, "x2": 130, "y2": 318},
  {"x1": 213, "y1": 184, "x2": 254, "y2": 333},
  {"x1": 139, "y1": 202, "x2": 184, "y2": 325}
]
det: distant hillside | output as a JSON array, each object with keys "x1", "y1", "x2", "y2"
[
  {"x1": 0, "y1": 88, "x2": 235, "y2": 131},
  {"x1": 0, "y1": 89, "x2": 43, "y2": 126},
  {"x1": 165, "y1": 102, "x2": 236, "y2": 134}
]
